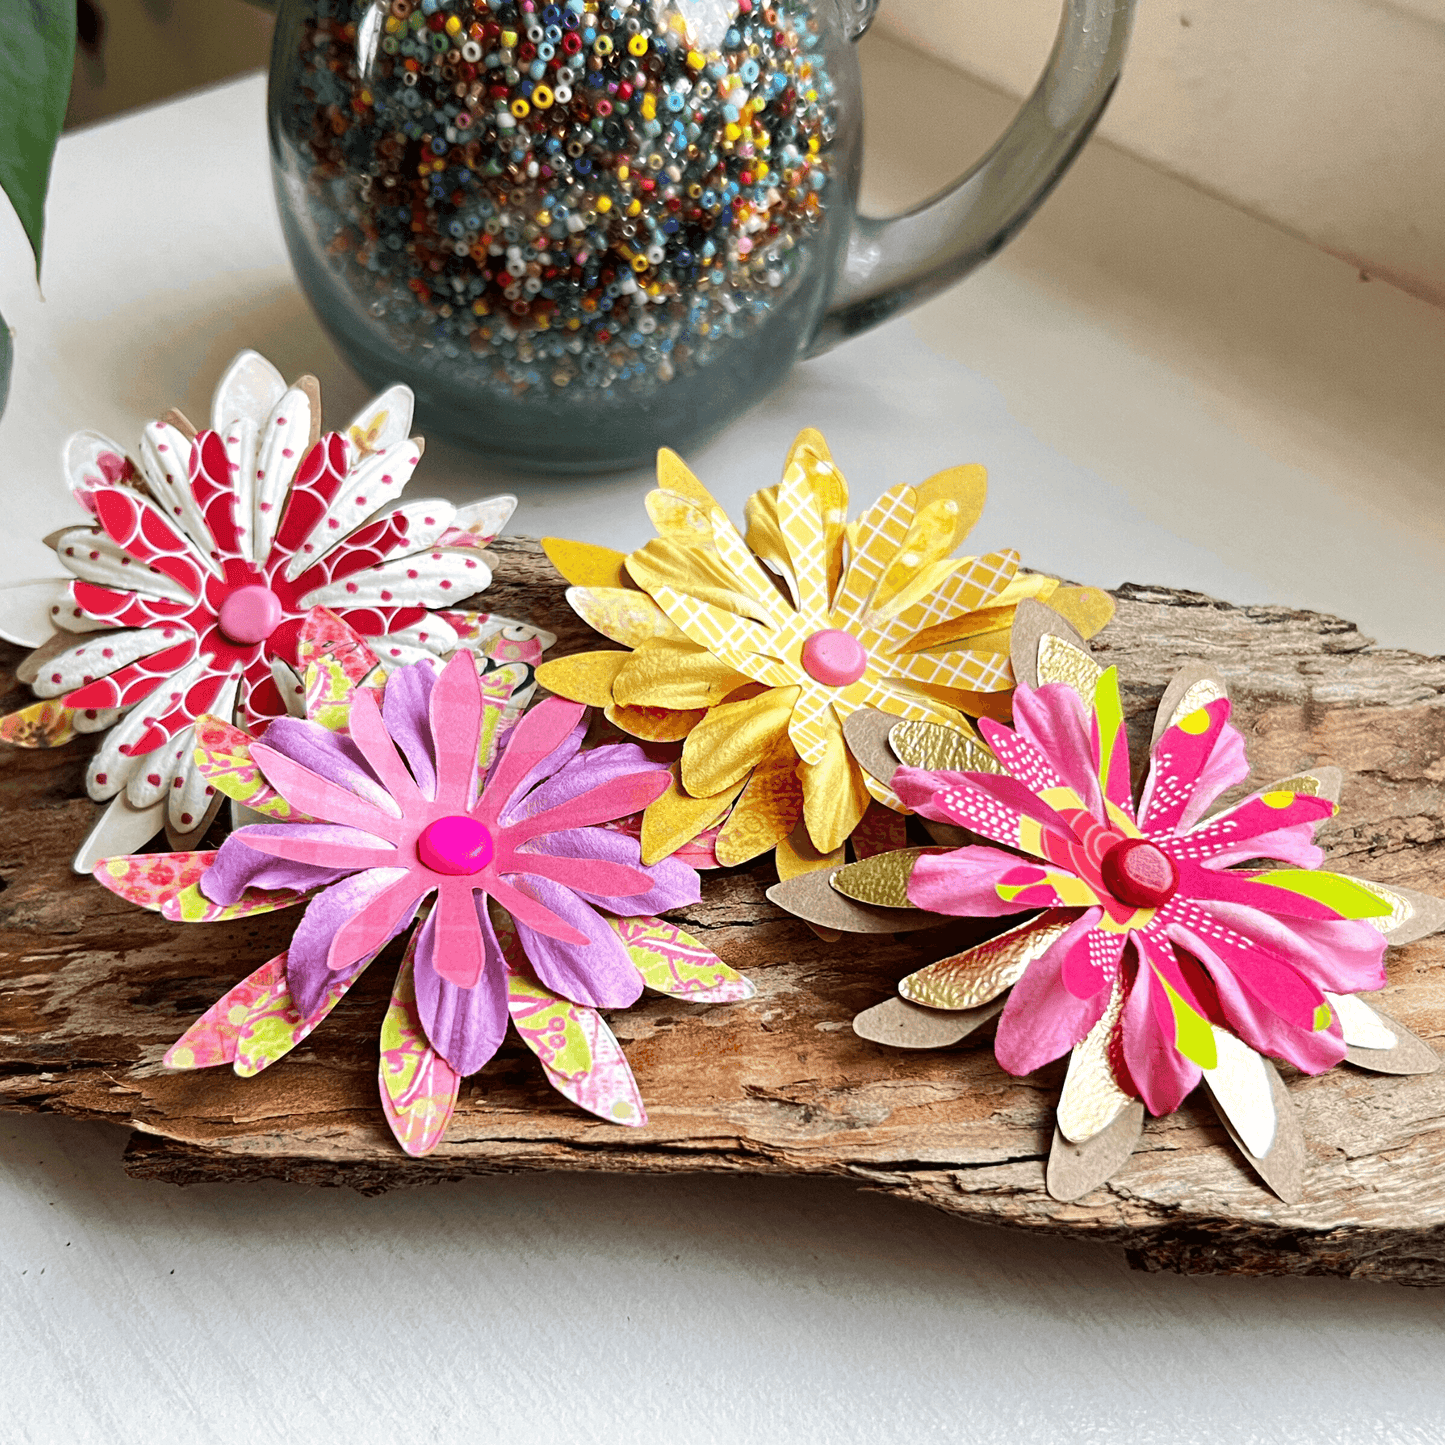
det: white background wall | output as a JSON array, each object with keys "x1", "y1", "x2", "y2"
[{"x1": 875, "y1": 0, "x2": 1445, "y2": 307}]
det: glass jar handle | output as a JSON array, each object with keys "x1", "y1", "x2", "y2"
[{"x1": 809, "y1": 0, "x2": 1137, "y2": 355}]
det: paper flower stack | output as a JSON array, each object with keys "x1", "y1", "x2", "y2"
[
  {"x1": 537, "y1": 430, "x2": 1114, "y2": 878},
  {"x1": 93, "y1": 609, "x2": 753, "y2": 1155},
  {"x1": 771, "y1": 601, "x2": 1445, "y2": 1199},
  {"x1": 5, "y1": 395, "x2": 1442, "y2": 1204},
  {"x1": 0, "y1": 351, "x2": 550, "y2": 867}
]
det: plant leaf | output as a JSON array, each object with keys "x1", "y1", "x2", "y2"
[{"x1": 0, "y1": 0, "x2": 76, "y2": 276}]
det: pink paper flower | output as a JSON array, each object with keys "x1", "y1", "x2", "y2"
[
  {"x1": 892, "y1": 672, "x2": 1389, "y2": 1116},
  {"x1": 0, "y1": 351, "x2": 550, "y2": 856},
  {"x1": 93, "y1": 612, "x2": 753, "y2": 1155}
]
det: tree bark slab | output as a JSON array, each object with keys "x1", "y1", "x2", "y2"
[{"x1": 4, "y1": 540, "x2": 1445, "y2": 1285}]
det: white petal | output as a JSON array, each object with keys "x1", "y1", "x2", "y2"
[
  {"x1": 71, "y1": 793, "x2": 166, "y2": 874},
  {"x1": 253, "y1": 385, "x2": 315, "y2": 560},
  {"x1": 51, "y1": 583, "x2": 137, "y2": 634},
  {"x1": 52, "y1": 527, "x2": 196, "y2": 602},
  {"x1": 1326, "y1": 991, "x2": 1397, "y2": 1051},
  {"x1": 126, "y1": 733, "x2": 187, "y2": 809},
  {"x1": 343, "y1": 383, "x2": 414, "y2": 456},
  {"x1": 373, "y1": 612, "x2": 460, "y2": 658},
  {"x1": 165, "y1": 791, "x2": 224, "y2": 852},
  {"x1": 140, "y1": 421, "x2": 218, "y2": 565},
  {"x1": 449, "y1": 494, "x2": 517, "y2": 546},
  {"x1": 365, "y1": 639, "x2": 439, "y2": 671},
  {"x1": 84, "y1": 658, "x2": 207, "y2": 798},
  {"x1": 222, "y1": 415, "x2": 260, "y2": 562},
  {"x1": 63, "y1": 431, "x2": 136, "y2": 511},
  {"x1": 301, "y1": 548, "x2": 492, "y2": 610},
  {"x1": 1202, "y1": 1028, "x2": 1276, "y2": 1158},
  {"x1": 271, "y1": 656, "x2": 307, "y2": 717},
  {"x1": 0, "y1": 579, "x2": 70, "y2": 647},
  {"x1": 30, "y1": 629, "x2": 178, "y2": 698},
  {"x1": 211, "y1": 350, "x2": 286, "y2": 435},
  {"x1": 171, "y1": 728, "x2": 224, "y2": 832},
  {"x1": 282, "y1": 437, "x2": 423, "y2": 582},
  {"x1": 72, "y1": 705, "x2": 123, "y2": 734}
]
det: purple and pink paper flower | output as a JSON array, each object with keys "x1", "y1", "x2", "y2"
[{"x1": 94, "y1": 610, "x2": 753, "y2": 1155}]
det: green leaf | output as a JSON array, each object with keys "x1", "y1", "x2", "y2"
[{"x1": 0, "y1": 0, "x2": 77, "y2": 278}]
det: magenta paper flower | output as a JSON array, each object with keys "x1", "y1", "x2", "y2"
[
  {"x1": 0, "y1": 350, "x2": 551, "y2": 864},
  {"x1": 769, "y1": 603, "x2": 1442, "y2": 1200},
  {"x1": 93, "y1": 612, "x2": 753, "y2": 1155}
]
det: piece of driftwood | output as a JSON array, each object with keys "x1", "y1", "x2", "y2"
[{"x1": 3, "y1": 539, "x2": 1445, "y2": 1286}]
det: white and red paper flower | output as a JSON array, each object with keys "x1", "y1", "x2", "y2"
[{"x1": 0, "y1": 351, "x2": 551, "y2": 860}]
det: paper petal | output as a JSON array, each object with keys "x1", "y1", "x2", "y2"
[
  {"x1": 535, "y1": 650, "x2": 629, "y2": 706},
  {"x1": 163, "y1": 881, "x2": 307, "y2": 923},
  {"x1": 93, "y1": 850, "x2": 215, "y2": 911},
  {"x1": 233, "y1": 948, "x2": 372, "y2": 1078},
  {"x1": 1208, "y1": 1058, "x2": 1306, "y2": 1203},
  {"x1": 71, "y1": 794, "x2": 167, "y2": 874},
  {"x1": 609, "y1": 915, "x2": 754, "y2": 1003},
  {"x1": 0, "y1": 698, "x2": 78, "y2": 750},
  {"x1": 1045, "y1": 1102, "x2": 1145, "y2": 1203},
  {"x1": 766, "y1": 868, "x2": 948, "y2": 934},
  {"x1": 841, "y1": 708, "x2": 901, "y2": 787},
  {"x1": 899, "y1": 911, "x2": 1075, "y2": 1010},
  {"x1": 164, "y1": 954, "x2": 287, "y2": 1070},
  {"x1": 541, "y1": 537, "x2": 629, "y2": 589},
  {"x1": 0, "y1": 579, "x2": 70, "y2": 648},
  {"x1": 494, "y1": 908, "x2": 647, "y2": 1127},
  {"x1": 1009, "y1": 599, "x2": 1090, "y2": 693},
  {"x1": 1201, "y1": 1027, "x2": 1277, "y2": 1159},
  {"x1": 379, "y1": 947, "x2": 462, "y2": 1156},
  {"x1": 1056, "y1": 978, "x2": 1135, "y2": 1143},
  {"x1": 853, "y1": 994, "x2": 1004, "y2": 1049},
  {"x1": 1340, "y1": 1001, "x2": 1441, "y2": 1075}
]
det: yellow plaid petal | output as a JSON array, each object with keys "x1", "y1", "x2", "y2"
[
  {"x1": 650, "y1": 585, "x2": 795, "y2": 686},
  {"x1": 775, "y1": 454, "x2": 832, "y2": 619},
  {"x1": 886, "y1": 646, "x2": 1014, "y2": 694},
  {"x1": 833, "y1": 484, "x2": 916, "y2": 625}
]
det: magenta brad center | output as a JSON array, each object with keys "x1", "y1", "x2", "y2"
[
  {"x1": 217, "y1": 584, "x2": 283, "y2": 645},
  {"x1": 1100, "y1": 838, "x2": 1178, "y2": 909},
  {"x1": 416, "y1": 815, "x2": 495, "y2": 875},
  {"x1": 800, "y1": 628, "x2": 867, "y2": 687}
]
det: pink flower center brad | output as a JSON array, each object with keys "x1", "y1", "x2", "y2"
[
  {"x1": 1100, "y1": 838, "x2": 1178, "y2": 909},
  {"x1": 217, "y1": 584, "x2": 283, "y2": 645},
  {"x1": 800, "y1": 628, "x2": 867, "y2": 687},
  {"x1": 416, "y1": 815, "x2": 495, "y2": 875}
]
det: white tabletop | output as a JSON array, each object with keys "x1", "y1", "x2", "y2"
[{"x1": 3, "y1": 39, "x2": 1445, "y2": 1445}]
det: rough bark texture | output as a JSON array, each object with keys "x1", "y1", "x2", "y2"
[{"x1": 4, "y1": 540, "x2": 1445, "y2": 1285}]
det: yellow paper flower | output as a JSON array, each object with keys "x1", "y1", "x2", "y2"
[{"x1": 537, "y1": 430, "x2": 1113, "y2": 869}]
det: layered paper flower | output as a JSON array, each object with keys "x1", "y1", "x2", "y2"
[
  {"x1": 536, "y1": 430, "x2": 1113, "y2": 876},
  {"x1": 770, "y1": 602, "x2": 1444, "y2": 1200},
  {"x1": 92, "y1": 610, "x2": 753, "y2": 1155},
  {"x1": 0, "y1": 350, "x2": 550, "y2": 863}
]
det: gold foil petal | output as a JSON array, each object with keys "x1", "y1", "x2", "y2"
[
  {"x1": 1037, "y1": 632, "x2": 1104, "y2": 699},
  {"x1": 900, "y1": 912, "x2": 1074, "y2": 1010},
  {"x1": 889, "y1": 718, "x2": 1000, "y2": 774},
  {"x1": 1056, "y1": 979, "x2": 1134, "y2": 1143},
  {"x1": 912, "y1": 463, "x2": 987, "y2": 552},
  {"x1": 831, "y1": 847, "x2": 929, "y2": 908}
]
